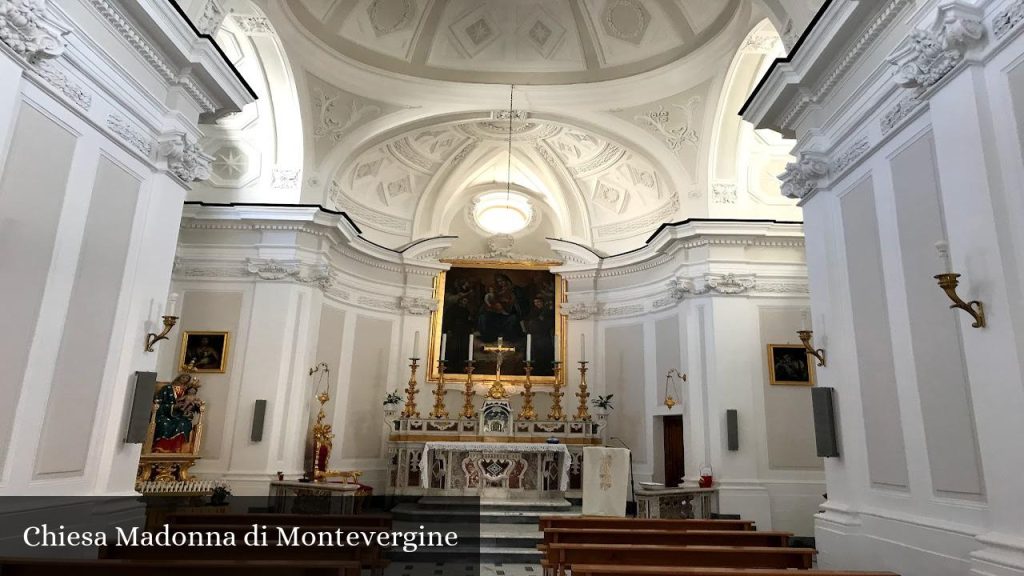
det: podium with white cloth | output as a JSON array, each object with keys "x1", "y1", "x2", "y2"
[{"x1": 581, "y1": 446, "x2": 631, "y2": 516}]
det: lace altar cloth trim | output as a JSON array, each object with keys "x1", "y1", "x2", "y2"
[{"x1": 419, "y1": 441, "x2": 571, "y2": 490}]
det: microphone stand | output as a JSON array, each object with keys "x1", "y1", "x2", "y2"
[{"x1": 610, "y1": 436, "x2": 636, "y2": 517}]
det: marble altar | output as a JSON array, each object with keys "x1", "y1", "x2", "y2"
[
  {"x1": 419, "y1": 441, "x2": 571, "y2": 493},
  {"x1": 634, "y1": 485, "x2": 719, "y2": 519}
]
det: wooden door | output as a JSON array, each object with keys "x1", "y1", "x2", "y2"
[{"x1": 663, "y1": 415, "x2": 684, "y2": 487}]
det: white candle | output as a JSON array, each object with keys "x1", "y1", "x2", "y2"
[
  {"x1": 468, "y1": 333, "x2": 475, "y2": 361},
  {"x1": 413, "y1": 331, "x2": 420, "y2": 358},
  {"x1": 935, "y1": 240, "x2": 952, "y2": 273},
  {"x1": 526, "y1": 334, "x2": 532, "y2": 362},
  {"x1": 580, "y1": 333, "x2": 586, "y2": 362},
  {"x1": 801, "y1": 311, "x2": 809, "y2": 331},
  {"x1": 554, "y1": 340, "x2": 560, "y2": 363},
  {"x1": 167, "y1": 292, "x2": 179, "y2": 316},
  {"x1": 440, "y1": 333, "x2": 447, "y2": 361}
]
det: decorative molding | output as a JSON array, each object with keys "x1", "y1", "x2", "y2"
[
  {"x1": 271, "y1": 168, "x2": 301, "y2": 189},
  {"x1": 106, "y1": 114, "x2": 152, "y2": 156},
  {"x1": 831, "y1": 136, "x2": 870, "y2": 175},
  {"x1": 32, "y1": 60, "x2": 91, "y2": 110},
  {"x1": 399, "y1": 296, "x2": 438, "y2": 316},
  {"x1": 0, "y1": 0, "x2": 69, "y2": 62},
  {"x1": 601, "y1": 0, "x2": 649, "y2": 45},
  {"x1": 246, "y1": 258, "x2": 299, "y2": 280},
  {"x1": 358, "y1": 295, "x2": 399, "y2": 312},
  {"x1": 778, "y1": 154, "x2": 828, "y2": 199},
  {"x1": 312, "y1": 88, "x2": 382, "y2": 143},
  {"x1": 367, "y1": 0, "x2": 414, "y2": 36},
  {"x1": 232, "y1": 14, "x2": 273, "y2": 35},
  {"x1": 888, "y1": 3, "x2": 985, "y2": 94},
  {"x1": 330, "y1": 180, "x2": 411, "y2": 233},
  {"x1": 562, "y1": 302, "x2": 599, "y2": 320},
  {"x1": 594, "y1": 198, "x2": 678, "y2": 239},
  {"x1": 159, "y1": 134, "x2": 213, "y2": 182},
  {"x1": 880, "y1": 94, "x2": 922, "y2": 135},
  {"x1": 634, "y1": 98, "x2": 701, "y2": 152},
  {"x1": 712, "y1": 183, "x2": 737, "y2": 204},
  {"x1": 993, "y1": 0, "x2": 1024, "y2": 39},
  {"x1": 453, "y1": 233, "x2": 560, "y2": 264},
  {"x1": 600, "y1": 303, "x2": 645, "y2": 318},
  {"x1": 195, "y1": 0, "x2": 226, "y2": 36}
]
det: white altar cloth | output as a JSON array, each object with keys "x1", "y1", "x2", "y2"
[
  {"x1": 582, "y1": 446, "x2": 630, "y2": 516},
  {"x1": 419, "y1": 441, "x2": 571, "y2": 490}
]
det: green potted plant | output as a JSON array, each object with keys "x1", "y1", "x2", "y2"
[
  {"x1": 383, "y1": 391, "x2": 402, "y2": 417},
  {"x1": 592, "y1": 394, "x2": 614, "y2": 415}
]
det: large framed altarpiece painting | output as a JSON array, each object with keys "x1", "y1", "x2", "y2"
[{"x1": 427, "y1": 261, "x2": 566, "y2": 385}]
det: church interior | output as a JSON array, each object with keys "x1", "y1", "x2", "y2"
[{"x1": 2, "y1": 0, "x2": 1024, "y2": 575}]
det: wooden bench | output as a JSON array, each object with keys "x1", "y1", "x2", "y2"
[
  {"x1": 570, "y1": 565, "x2": 899, "y2": 576},
  {"x1": 542, "y1": 543, "x2": 814, "y2": 576},
  {"x1": 538, "y1": 516, "x2": 755, "y2": 532},
  {"x1": 0, "y1": 557, "x2": 360, "y2": 576},
  {"x1": 542, "y1": 528, "x2": 790, "y2": 548}
]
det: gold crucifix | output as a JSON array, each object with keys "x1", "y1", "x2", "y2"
[{"x1": 482, "y1": 336, "x2": 516, "y2": 399}]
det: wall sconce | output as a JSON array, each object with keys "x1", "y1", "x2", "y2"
[
  {"x1": 144, "y1": 293, "x2": 179, "y2": 352},
  {"x1": 664, "y1": 369, "x2": 686, "y2": 409},
  {"x1": 935, "y1": 241, "x2": 985, "y2": 328},
  {"x1": 797, "y1": 330, "x2": 826, "y2": 367}
]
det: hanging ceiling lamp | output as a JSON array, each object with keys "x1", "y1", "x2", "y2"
[{"x1": 473, "y1": 85, "x2": 532, "y2": 235}]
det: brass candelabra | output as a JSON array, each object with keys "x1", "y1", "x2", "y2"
[
  {"x1": 574, "y1": 360, "x2": 591, "y2": 421},
  {"x1": 518, "y1": 361, "x2": 537, "y2": 421},
  {"x1": 400, "y1": 357, "x2": 420, "y2": 419},
  {"x1": 934, "y1": 272, "x2": 986, "y2": 328},
  {"x1": 144, "y1": 315, "x2": 178, "y2": 352},
  {"x1": 461, "y1": 360, "x2": 477, "y2": 420},
  {"x1": 429, "y1": 360, "x2": 449, "y2": 419},
  {"x1": 547, "y1": 361, "x2": 565, "y2": 421},
  {"x1": 797, "y1": 330, "x2": 826, "y2": 367}
]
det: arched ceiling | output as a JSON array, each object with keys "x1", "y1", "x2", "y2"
[
  {"x1": 328, "y1": 114, "x2": 677, "y2": 251},
  {"x1": 286, "y1": 0, "x2": 741, "y2": 84}
]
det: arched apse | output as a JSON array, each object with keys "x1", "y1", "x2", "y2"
[
  {"x1": 706, "y1": 19, "x2": 799, "y2": 220},
  {"x1": 191, "y1": 0, "x2": 305, "y2": 203}
]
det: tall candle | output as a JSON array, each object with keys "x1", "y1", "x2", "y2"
[
  {"x1": 440, "y1": 333, "x2": 447, "y2": 361},
  {"x1": 468, "y1": 333, "x2": 475, "y2": 361},
  {"x1": 413, "y1": 331, "x2": 420, "y2": 358},
  {"x1": 935, "y1": 240, "x2": 952, "y2": 273},
  {"x1": 580, "y1": 333, "x2": 586, "y2": 362},
  {"x1": 167, "y1": 292, "x2": 179, "y2": 316},
  {"x1": 801, "y1": 311, "x2": 809, "y2": 331},
  {"x1": 526, "y1": 334, "x2": 532, "y2": 362}
]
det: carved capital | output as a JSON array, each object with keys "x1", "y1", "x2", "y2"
[
  {"x1": 399, "y1": 296, "x2": 437, "y2": 316},
  {"x1": 0, "y1": 0, "x2": 69, "y2": 62},
  {"x1": 778, "y1": 154, "x2": 828, "y2": 199},
  {"x1": 888, "y1": 3, "x2": 985, "y2": 93},
  {"x1": 158, "y1": 134, "x2": 213, "y2": 183}
]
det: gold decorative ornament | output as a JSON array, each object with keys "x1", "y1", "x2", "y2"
[
  {"x1": 135, "y1": 367, "x2": 205, "y2": 488},
  {"x1": 401, "y1": 357, "x2": 421, "y2": 419},
  {"x1": 934, "y1": 273, "x2": 986, "y2": 328},
  {"x1": 483, "y1": 337, "x2": 515, "y2": 399},
  {"x1": 797, "y1": 330, "x2": 826, "y2": 367},
  {"x1": 461, "y1": 360, "x2": 477, "y2": 420},
  {"x1": 574, "y1": 360, "x2": 591, "y2": 421},
  {"x1": 518, "y1": 361, "x2": 537, "y2": 421},
  {"x1": 430, "y1": 360, "x2": 449, "y2": 419},
  {"x1": 664, "y1": 368, "x2": 686, "y2": 409},
  {"x1": 145, "y1": 314, "x2": 178, "y2": 352},
  {"x1": 548, "y1": 361, "x2": 565, "y2": 421}
]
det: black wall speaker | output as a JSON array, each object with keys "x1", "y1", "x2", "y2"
[
  {"x1": 811, "y1": 387, "x2": 840, "y2": 457},
  {"x1": 726, "y1": 409, "x2": 739, "y2": 451},
  {"x1": 125, "y1": 371, "x2": 157, "y2": 443},
  {"x1": 251, "y1": 399, "x2": 267, "y2": 442}
]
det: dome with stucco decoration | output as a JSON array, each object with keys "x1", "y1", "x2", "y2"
[{"x1": 284, "y1": 0, "x2": 740, "y2": 84}]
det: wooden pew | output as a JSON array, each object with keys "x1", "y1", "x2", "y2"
[
  {"x1": 538, "y1": 516, "x2": 755, "y2": 532},
  {"x1": 570, "y1": 565, "x2": 899, "y2": 576},
  {"x1": 542, "y1": 543, "x2": 814, "y2": 576},
  {"x1": 167, "y1": 512, "x2": 391, "y2": 529},
  {"x1": 0, "y1": 557, "x2": 360, "y2": 576},
  {"x1": 542, "y1": 528, "x2": 790, "y2": 548}
]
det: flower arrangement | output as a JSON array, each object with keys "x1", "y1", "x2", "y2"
[
  {"x1": 383, "y1": 391, "x2": 402, "y2": 406},
  {"x1": 209, "y1": 481, "x2": 231, "y2": 506},
  {"x1": 592, "y1": 394, "x2": 614, "y2": 410}
]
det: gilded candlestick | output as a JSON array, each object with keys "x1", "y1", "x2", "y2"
[
  {"x1": 401, "y1": 357, "x2": 420, "y2": 419},
  {"x1": 518, "y1": 361, "x2": 537, "y2": 421},
  {"x1": 430, "y1": 360, "x2": 449, "y2": 419},
  {"x1": 547, "y1": 361, "x2": 565, "y2": 421},
  {"x1": 574, "y1": 360, "x2": 591, "y2": 421},
  {"x1": 461, "y1": 360, "x2": 477, "y2": 420}
]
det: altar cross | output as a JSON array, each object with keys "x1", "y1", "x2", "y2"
[{"x1": 483, "y1": 337, "x2": 516, "y2": 399}]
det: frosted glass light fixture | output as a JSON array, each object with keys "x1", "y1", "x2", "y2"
[{"x1": 473, "y1": 191, "x2": 532, "y2": 235}]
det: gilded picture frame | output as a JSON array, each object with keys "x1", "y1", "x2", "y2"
[
  {"x1": 179, "y1": 331, "x2": 230, "y2": 373},
  {"x1": 767, "y1": 344, "x2": 815, "y2": 386},
  {"x1": 427, "y1": 259, "x2": 566, "y2": 386}
]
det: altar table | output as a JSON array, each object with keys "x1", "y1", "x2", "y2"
[{"x1": 417, "y1": 441, "x2": 571, "y2": 493}]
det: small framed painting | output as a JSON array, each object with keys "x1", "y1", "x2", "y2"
[
  {"x1": 767, "y1": 344, "x2": 814, "y2": 386},
  {"x1": 180, "y1": 331, "x2": 229, "y2": 373}
]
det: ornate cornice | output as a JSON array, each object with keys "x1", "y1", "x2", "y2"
[
  {"x1": 562, "y1": 302, "x2": 599, "y2": 320},
  {"x1": 107, "y1": 114, "x2": 152, "y2": 156},
  {"x1": 0, "y1": 0, "x2": 69, "y2": 62},
  {"x1": 888, "y1": 3, "x2": 985, "y2": 94},
  {"x1": 778, "y1": 154, "x2": 828, "y2": 199},
  {"x1": 994, "y1": 0, "x2": 1024, "y2": 39},
  {"x1": 159, "y1": 134, "x2": 213, "y2": 182},
  {"x1": 399, "y1": 296, "x2": 438, "y2": 316}
]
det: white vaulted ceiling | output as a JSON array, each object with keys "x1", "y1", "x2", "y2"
[{"x1": 287, "y1": 0, "x2": 740, "y2": 85}]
